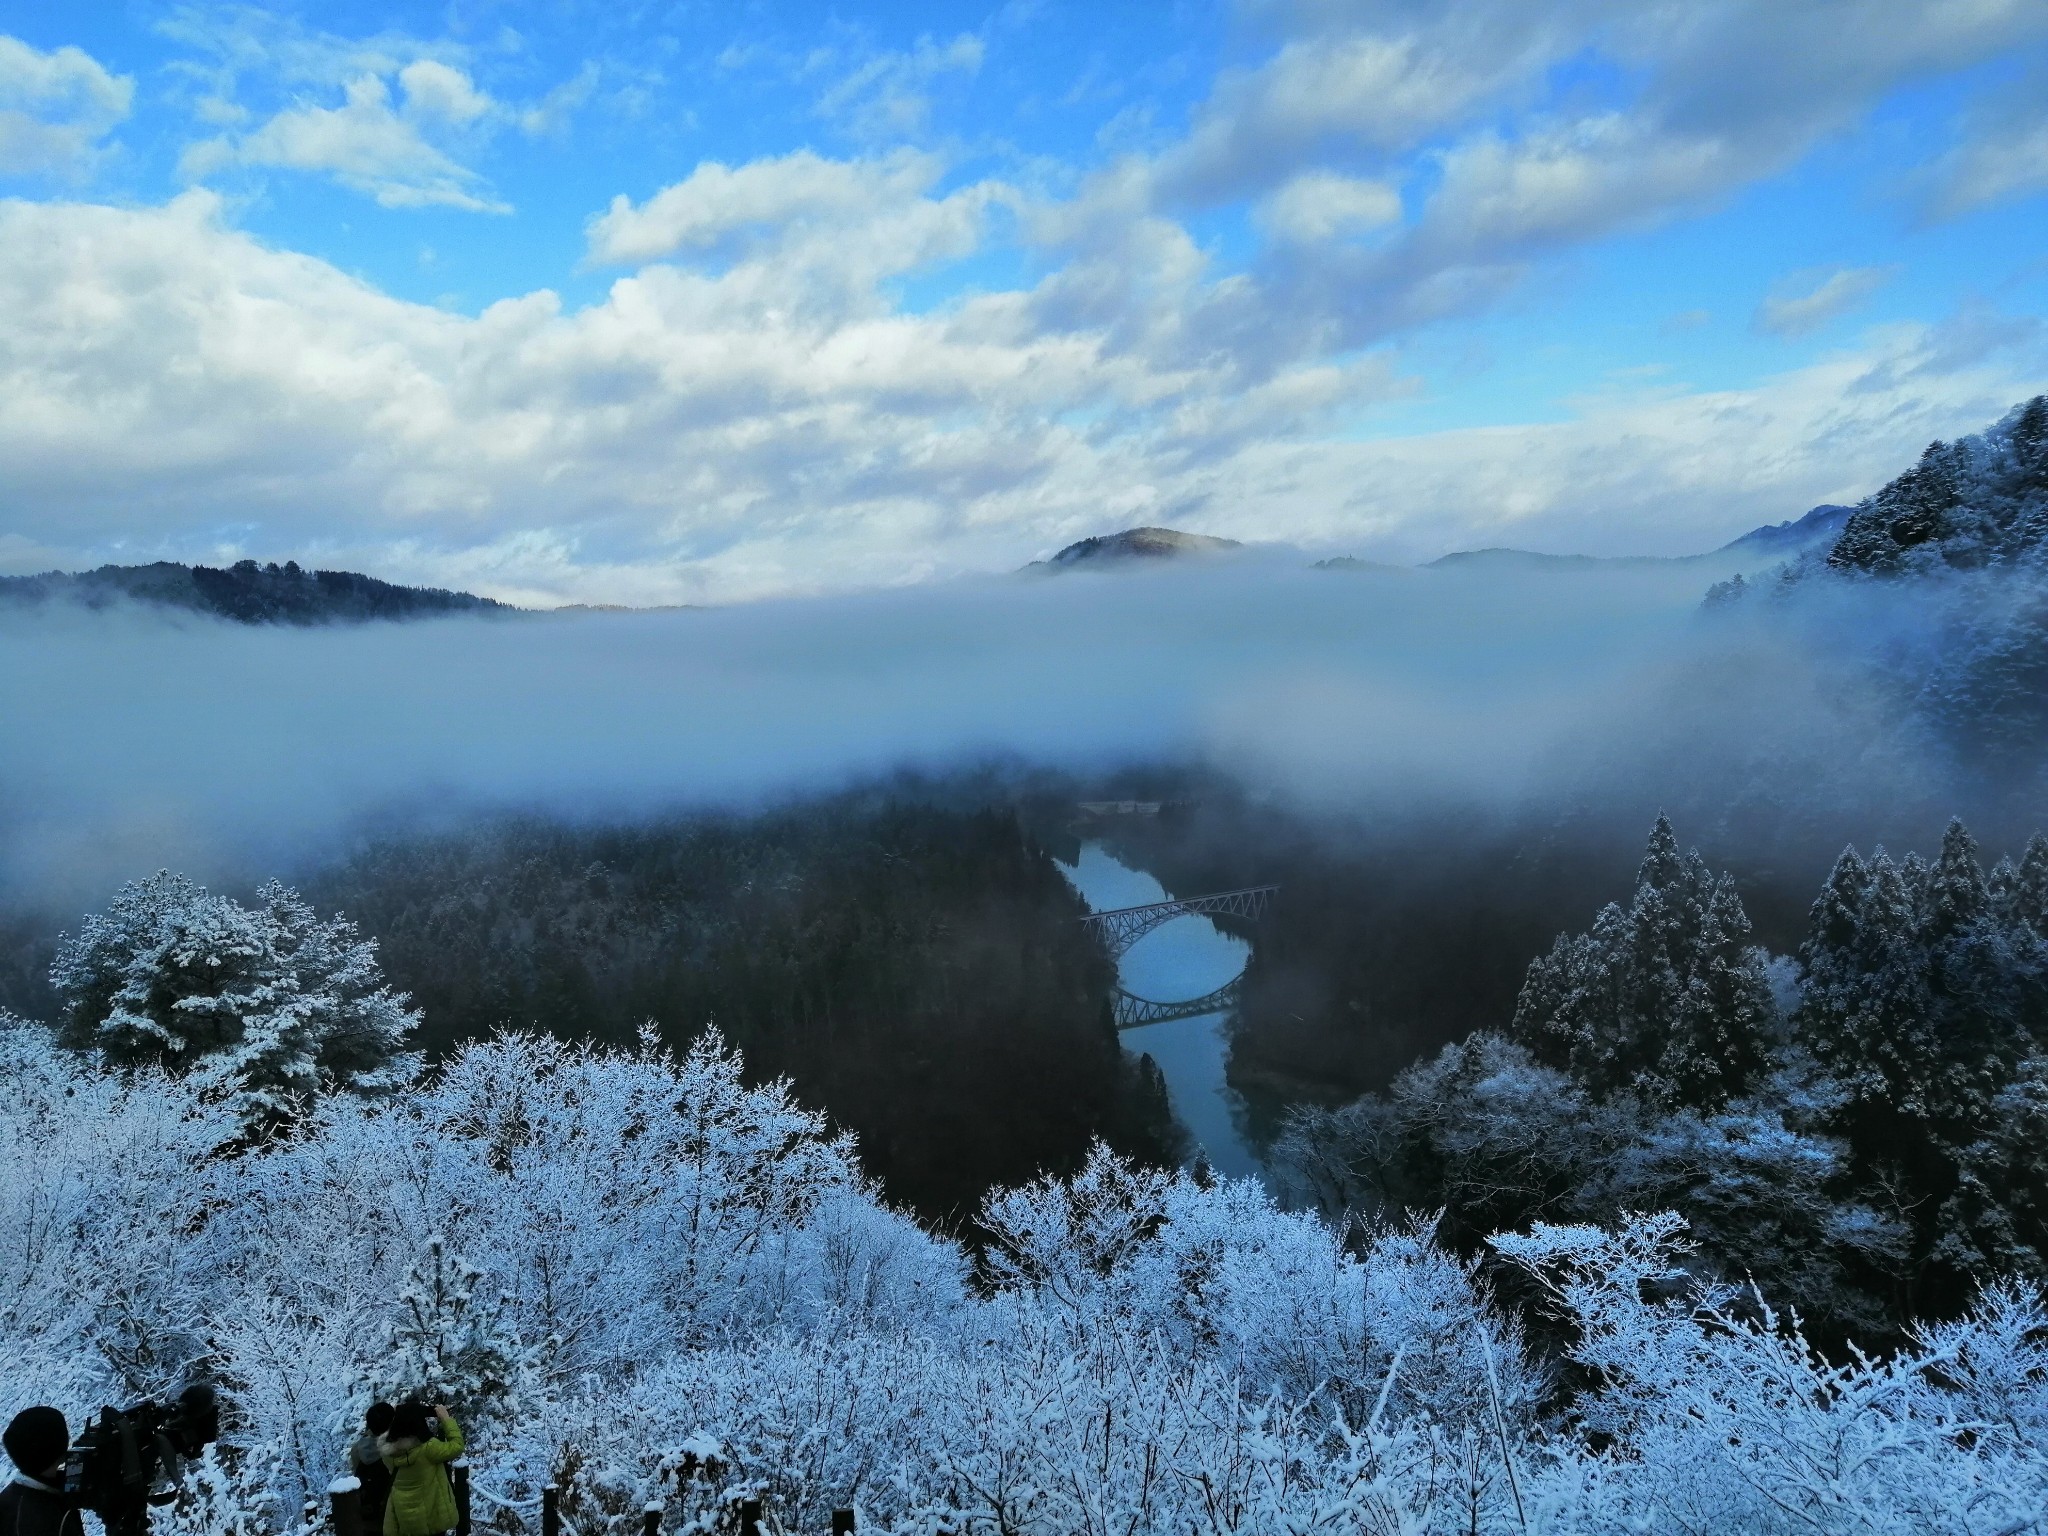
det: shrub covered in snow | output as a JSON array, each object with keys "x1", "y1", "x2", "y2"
[{"x1": 3, "y1": 1016, "x2": 2044, "y2": 1534}]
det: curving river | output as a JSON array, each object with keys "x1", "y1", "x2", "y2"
[{"x1": 1057, "y1": 842, "x2": 1265, "y2": 1180}]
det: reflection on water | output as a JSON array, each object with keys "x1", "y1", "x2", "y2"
[{"x1": 1057, "y1": 843, "x2": 1264, "y2": 1180}]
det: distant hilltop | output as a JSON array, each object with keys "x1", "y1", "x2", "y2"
[
  {"x1": 1419, "y1": 503, "x2": 1856, "y2": 573},
  {"x1": 1026, "y1": 503, "x2": 1856, "y2": 579},
  {"x1": 0, "y1": 559, "x2": 513, "y2": 625},
  {"x1": 1024, "y1": 527, "x2": 1243, "y2": 572}
]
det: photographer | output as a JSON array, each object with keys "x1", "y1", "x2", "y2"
[
  {"x1": 1, "y1": 1408, "x2": 84, "y2": 1536},
  {"x1": 379, "y1": 1404, "x2": 462, "y2": 1536}
]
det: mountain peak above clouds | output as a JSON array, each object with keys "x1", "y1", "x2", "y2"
[{"x1": 1024, "y1": 527, "x2": 1245, "y2": 573}]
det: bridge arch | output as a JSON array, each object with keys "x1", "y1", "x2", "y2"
[
  {"x1": 1077, "y1": 884, "x2": 1278, "y2": 1028},
  {"x1": 1113, "y1": 975, "x2": 1243, "y2": 1030},
  {"x1": 1075, "y1": 884, "x2": 1277, "y2": 962}
]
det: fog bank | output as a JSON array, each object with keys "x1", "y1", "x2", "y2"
[{"x1": 0, "y1": 557, "x2": 1942, "y2": 907}]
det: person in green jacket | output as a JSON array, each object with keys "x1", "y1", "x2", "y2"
[{"x1": 378, "y1": 1403, "x2": 464, "y2": 1536}]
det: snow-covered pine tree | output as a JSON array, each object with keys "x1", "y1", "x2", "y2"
[
  {"x1": 1805, "y1": 827, "x2": 2040, "y2": 1142},
  {"x1": 2005, "y1": 833, "x2": 2048, "y2": 939},
  {"x1": 1795, "y1": 821, "x2": 2048, "y2": 1305},
  {"x1": 1663, "y1": 876, "x2": 1776, "y2": 1104},
  {"x1": 1799, "y1": 849, "x2": 1937, "y2": 1136},
  {"x1": 49, "y1": 871, "x2": 421, "y2": 1129},
  {"x1": 374, "y1": 1235, "x2": 536, "y2": 1441},
  {"x1": 1926, "y1": 823, "x2": 2042, "y2": 1079},
  {"x1": 1512, "y1": 816, "x2": 1776, "y2": 1106}
]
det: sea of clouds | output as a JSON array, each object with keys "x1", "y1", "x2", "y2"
[{"x1": 2, "y1": 550, "x2": 1956, "y2": 911}]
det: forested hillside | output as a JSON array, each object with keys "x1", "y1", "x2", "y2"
[
  {"x1": 0, "y1": 794, "x2": 1176, "y2": 1219},
  {"x1": 0, "y1": 558, "x2": 510, "y2": 623},
  {"x1": 1096, "y1": 400, "x2": 2048, "y2": 1125},
  {"x1": 1279, "y1": 815, "x2": 2048, "y2": 1343},
  {"x1": 301, "y1": 800, "x2": 1177, "y2": 1219},
  {"x1": 1718, "y1": 395, "x2": 2048, "y2": 774}
]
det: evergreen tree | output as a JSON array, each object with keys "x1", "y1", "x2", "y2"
[
  {"x1": 1935, "y1": 1053, "x2": 2048, "y2": 1281},
  {"x1": 1794, "y1": 821, "x2": 2048, "y2": 1310},
  {"x1": 2009, "y1": 393, "x2": 2048, "y2": 478},
  {"x1": 1513, "y1": 817, "x2": 1776, "y2": 1106},
  {"x1": 49, "y1": 871, "x2": 421, "y2": 1128},
  {"x1": 1663, "y1": 877, "x2": 1774, "y2": 1104},
  {"x1": 1801, "y1": 851, "x2": 1934, "y2": 1122},
  {"x1": 2004, "y1": 833, "x2": 2048, "y2": 940},
  {"x1": 374, "y1": 1236, "x2": 537, "y2": 1441}
]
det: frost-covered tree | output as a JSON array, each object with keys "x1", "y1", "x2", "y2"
[
  {"x1": 1513, "y1": 815, "x2": 1777, "y2": 1106},
  {"x1": 1795, "y1": 820, "x2": 2048, "y2": 1308},
  {"x1": 1819, "y1": 396, "x2": 2048, "y2": 578},
  {"x1": 1736, "y1": 397, "x2": 2048, "y2": 769},
  {"x1": 1496, "y1": 1212, "x2": 2048, "y2": 1535},
  {"x1": 1275, "y1": 1030, "x2": 1905, "y2": 1337},
  {"x1": 4, "y1": 1018, "x2": 2046, "y2": 1533},
  {"x1": 49, "y1": 872, "x2": 421, "y2": 1127},
  {"x1": 372, "y1": 1236, "x2": 537, "y2": 1441}
]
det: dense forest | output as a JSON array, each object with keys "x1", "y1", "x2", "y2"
[
  {"x1": 0, "y1": 558, "x2": 511, "y2": 623},
  {"x1": 1275, "y1": 814, "x2": 2048, "y2": 1344},
  {"x1": 1088, "y1": 398, "x2": 2048, "y2": 1341},
  {"x1": 1093, "y1": 398, "x2": 2048, "y2": 1102},
  {"x1": 307, "y1": 800, "x2": 1180, "y2": 1220},
  {"x1": 3, "y1": 795, "x2": 1176, "y2": 1222}
]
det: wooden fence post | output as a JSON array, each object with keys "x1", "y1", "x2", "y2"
[
  {"x1": 640, "y1": 1501, "x2": 662, "y2": 1536},
  {"x1": 831, "y1": 1511, "x2": 855, "y2": 1535},
  {"x1": 327, "y1": 1477, "x2": 362, "y2": 1536},
  {"x1": 738, "y1": 1497, "x2": 762, "y2": 1536},
  {"x1": 542, "y1": 1482, "x2": 561, "y2": 1536}
]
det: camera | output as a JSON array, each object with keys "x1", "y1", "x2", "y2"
[{"x1": 63, "y1": 1385, "x2": 220, "y2": 1536}]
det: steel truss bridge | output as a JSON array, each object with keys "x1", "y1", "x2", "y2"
[
  {"x1": 1075, "y1": 885, "x2": 1278, "y2": 961},
  {"x1": 1113, "y1": 975, "x2": 1243, "y2": 1029},
  {"x1": 1077, "y1": 885, "x2": 1278, "y2": 1031}
]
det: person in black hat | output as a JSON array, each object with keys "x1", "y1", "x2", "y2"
[{"x1": 1, "y1": 1406, "x2": 85, "y2": 1536}]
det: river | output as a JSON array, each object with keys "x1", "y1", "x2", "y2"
[{"x1": 1056, "y1": 842, "x2": 1265, "y2": 1180}]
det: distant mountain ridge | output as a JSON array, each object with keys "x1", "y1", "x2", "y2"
[
  {"x1": 1724, "y1": 502, "x2": 1856, "y2": 559},
  {"x1": 0, "y1": 559, "x2": 513, "y2": 624},
  {"x1": 1421, "y1": 503, "x2": 1855, "y2": 573},
  {"x1": 1036, "y1": 501, "x2": 1857, "y2": 581}
]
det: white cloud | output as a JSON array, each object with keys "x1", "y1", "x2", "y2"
[
  {"x1": 585, "y1": 150, "x2": 1012, "y2": 322},
  {"x1": 519, "y1": 62, "x2": 599, "y2": 138},
  {"x1": 398, "y1": 59, "x2": 490, "y2": 126},
  {"x1": 157, "y1": 10, "x2": 508, "y2": 212},
  {"x1": 1079, "y1": 0, "x2": 2048, "y2": 378},
  {"x1": 1753, "y1": 266, "x2": 1896, "y2": 338},
  {"x1": 816, "y1": 32, "x2": 983, "y2": 138},
  {"x1": 591, "y1": 150, "x2": 945, "y2": 262},
  {"x1": 0, "y1": 34, "x2": 132, "y2": 178},
  {"x1": 5, "y1": 6, "x2": 2048, "y2": 603},
  {"x1": 181, "y1": 64, "x2": 506, "y2": 211},
  {"x1": 1416, "y1": 113, "x2": 1738, "y2": 254},
  {"x1": 1256, "y1": 171, "x2": 1402, "y2": 245},
  {"x1": 1922, "y1": 65, "x2": 2048, "y2": 219},
  {"x1": 0, "y1": 193, "x2": 2040, "y2": 605},
  {"x1": 1155, "y1": 5, "x2": 1589, "y2": 205}
]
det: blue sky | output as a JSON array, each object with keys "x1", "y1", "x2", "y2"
[{"x1": 1, "y1": 0, "x2": 2045, "y2": 603}]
